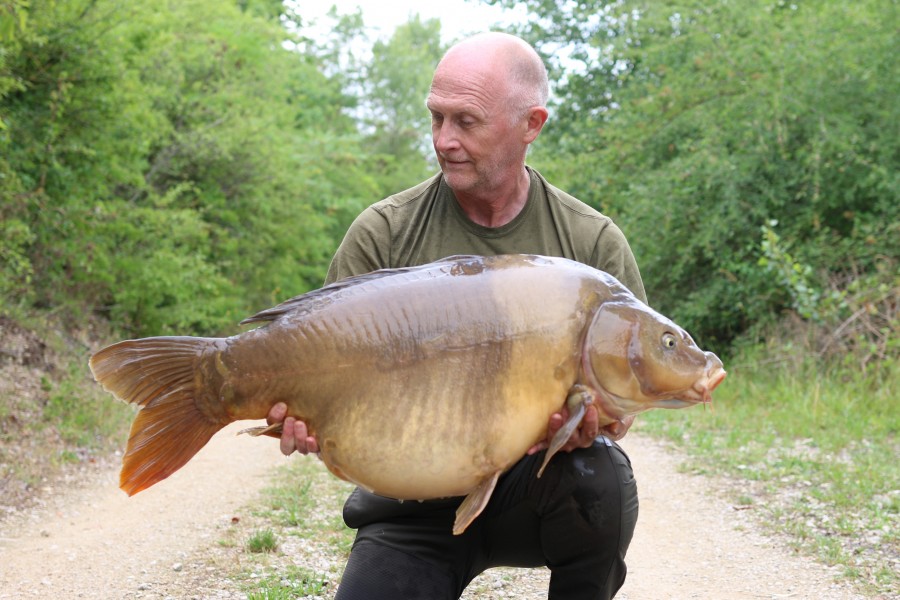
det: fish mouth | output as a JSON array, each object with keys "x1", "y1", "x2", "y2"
[
  {"x1": 695, "y1": 366, "x2": 727, "y2": 402},
  {"x1": 593, "y1": 366, "x2": 727, "y2": 415},
  {"x1": 675, "y1": 366, "x2": 727, "y2": 408}
]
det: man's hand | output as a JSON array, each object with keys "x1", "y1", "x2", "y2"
[
  {"x1": 526, "y1": 405, "x2": 635, "y2": 455},
  {"x1": 267, "y1": 402, "x2": 320, "y2": 456},
  {"x1": 600, "y1": 414, "x2": 635, "y2": 441}
]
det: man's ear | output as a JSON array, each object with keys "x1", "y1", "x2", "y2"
[{"x1": 523, "y1": 106, "x2": 549, "y2": 143}]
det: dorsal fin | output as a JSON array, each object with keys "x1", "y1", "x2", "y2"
[{"x1": 239, "y1": 255, "x2": 485, "y2": 325}]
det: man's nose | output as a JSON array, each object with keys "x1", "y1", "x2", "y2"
[{"x1": 433, "y1": 123, "x2": 459, "y2": 153}]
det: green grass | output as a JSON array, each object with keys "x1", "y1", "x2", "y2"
[
  {"x1": 247, "y1": 528, "x2": 279, "y2": 554},
  {"x1": 255, "y1": 478, "x2": 314, "y2": 527},
  {"x1": 234, "y1": 459, "x2": 355, "y2": 599},
  {"x1": 251, "y1": 459, "x2": 355, "y2": 553},
  {"x1": 43, "y1": 359, "x2": 135, "y2": 448},
  {"x1": 245, "y1": 566, "x2": 328, "y2": 599},
  {"x1": 636, "y1": 349, "x2": 898, "y2": 597}
]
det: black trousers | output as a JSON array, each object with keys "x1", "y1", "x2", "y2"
[{"x1": 333, "y1": 438, "x2": 639, "y2": 600}]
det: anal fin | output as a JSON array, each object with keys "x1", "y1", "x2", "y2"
[
  {"x1": 238, "y1": 422, "x2": 283, "y2": 438},
  {"x1": 453, "y1": 471, "x2": 501, "y2": 535}
]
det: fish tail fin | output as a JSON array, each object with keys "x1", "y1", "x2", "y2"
[{"x1": 89, "y1": 336, "x2": 231, "y2": 496}]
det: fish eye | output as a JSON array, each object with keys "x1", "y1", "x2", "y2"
[{"x1": 662, "y1": 333, "x2": 677, "y2": 348}]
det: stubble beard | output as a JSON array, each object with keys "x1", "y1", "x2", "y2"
[{"x1": 440, "y1": 155, "x2": 508, "y2": 198}]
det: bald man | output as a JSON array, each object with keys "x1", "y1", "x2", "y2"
[{"x1": 268, "y1": 32, "x2": 643, "y2": 599}]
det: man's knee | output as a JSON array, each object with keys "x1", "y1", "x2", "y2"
[
  {"x1": 335, "y1": 540, "x2": 456, "y2": 600},
  {"x1": 539, "y1": 440, "x2": 638, "y2": 559},
  {"x1": 572, "y1": 440, "x2": 637, "y2": 530},
  {"x1": 539, "y1": 441, "x2": 638, "y2": 599}
]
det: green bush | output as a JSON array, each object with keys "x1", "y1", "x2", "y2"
[{"x1": 516, "y1": 0, "x2": 899, "y2": 348}]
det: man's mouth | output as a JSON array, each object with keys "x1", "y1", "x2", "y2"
[{"x1": 440, "y1": 154, "x2": 469, "y2": 166}]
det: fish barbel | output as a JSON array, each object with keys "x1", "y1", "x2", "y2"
[{"x1": 89, "y1": 254, "x2": 726, "y2": 534}]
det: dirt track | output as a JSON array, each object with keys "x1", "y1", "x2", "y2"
[{"x1": 0, "y1": 424, "x2": 872, "y2": 599}]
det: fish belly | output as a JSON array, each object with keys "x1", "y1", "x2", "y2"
[
  {"x1": 313, "y1": 374, "x2": 570, "y2": 500},
  {"x1": 223, "y1": 256, "x2": 593, "y2": 499}
]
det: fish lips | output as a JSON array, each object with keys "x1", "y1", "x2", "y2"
[
  {"x1": 657, "y1": 360, "x2": 727, "y2": 408},
  {"x1": 655, "y1": 362, "x2": 727, "y2": 408},
  {"x1": 584, "y1": 359, "x2": 727, "y2": 416}
]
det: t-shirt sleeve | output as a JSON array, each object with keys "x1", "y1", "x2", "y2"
[
  {"x1": 324, "y1": 206, "x2": 392, "y2": 285},
  {"x1": 592, "y1": 221, "x2": 648, "y2": 305}
]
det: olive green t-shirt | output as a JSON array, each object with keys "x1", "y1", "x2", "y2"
[{"x1": 325, "y1": 167, "x2": 647, "y2": 303}]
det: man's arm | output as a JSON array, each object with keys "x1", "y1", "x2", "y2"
[
  {"x1": 593, "y1": 220, "x2": 647, "y2": 304},
  {"x1": 324, "y1": 206, "x2": 392, "y2": 285}
]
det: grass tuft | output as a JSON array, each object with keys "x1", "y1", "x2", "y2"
[
  {"x1": 245, "y1": 566, "x2": 328, "y2": 598},
  {"x1": 247, "y1": 529, "x2": 279, "y2": 554}
]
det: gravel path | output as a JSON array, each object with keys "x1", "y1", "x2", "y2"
[
  {"x1": 0, "y1": 424, "x2": 876, "y2": 599},
  {"x1": 0, "y1": 422, "x2": 284, "y2": 598}
]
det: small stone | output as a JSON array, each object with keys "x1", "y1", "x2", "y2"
[{"x1": 172, "y1": 562, "x2": 183, "y2": 572}]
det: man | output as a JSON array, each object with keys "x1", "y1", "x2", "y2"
[{"x1": 268, "y1": 32, "x2": 644, "y2": 599}]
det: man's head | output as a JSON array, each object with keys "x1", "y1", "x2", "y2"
[{"x1": 426, "y1": 33, "x2": 549, "y2": 199}]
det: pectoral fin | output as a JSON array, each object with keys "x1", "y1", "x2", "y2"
[
  {"x1": 537, "y1": 385, "x2": 594, "y2": 478},
  {"x1": 453, "y1": 471, "x2": 501, "y2": 535}
]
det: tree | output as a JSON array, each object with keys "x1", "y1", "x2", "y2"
[
  {"x1": 491, "y1": 0, "x2": 899, "y2": 348},
  {"x1": 0, "y1": 0, "x2": 378, "y2": 335},
  {"x1": 361, "y1": 14, "x2": 445, "y2": 186}
]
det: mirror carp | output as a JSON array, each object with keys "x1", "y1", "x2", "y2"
[{"x1": 90, "y1": 254, "x2": 726, "y2": 534}]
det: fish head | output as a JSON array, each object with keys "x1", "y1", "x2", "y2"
[{"x1": 581, "y1": 300, "x2": 726, "y2": 419}]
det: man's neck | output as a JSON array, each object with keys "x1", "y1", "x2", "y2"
[{"x1": 454, "y1": 168, "x2": 531, "y2": 228}]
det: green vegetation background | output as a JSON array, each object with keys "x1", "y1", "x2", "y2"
[{"x1": 0, "y1": 0, "x2": 896, "y2": 594}]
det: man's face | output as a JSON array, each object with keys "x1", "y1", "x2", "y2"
[{"x1": 426, "y1": 61, "x2": 524, "y2": 197}]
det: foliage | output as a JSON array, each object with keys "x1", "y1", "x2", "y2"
[
  {"x1": 3, "y1": 0, "x2": 895, "y2": 347},
  {"x1": 0, "y1": 0, "x2": 382, "y2": 336},
  {"x1": 286, "y1": 8, "x2": 444, "y2": 195},
  {"x1": 492, "y1": 0, "x2": 899, "y2": 350},
  {"x1": 360, "y1": 15, "x2": 445, "y2": 189},
  {"x1": 0, "y1": 0, "x2": 444, "y2": 527}
]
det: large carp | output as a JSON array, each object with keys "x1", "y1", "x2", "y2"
[{"x1": 90, "y1": 254, "x2": 725, "y2": 534}]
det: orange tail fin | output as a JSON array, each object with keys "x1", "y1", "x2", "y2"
[{"x1": 89, "y1": 336, "x2": 231, "y2": 495}]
